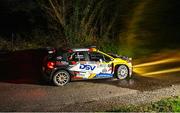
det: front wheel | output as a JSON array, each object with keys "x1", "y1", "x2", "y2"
[
  {"x1": 116, "y1": 65, "x2": 129, "y2": 79},
  {"x1": 52, "y1": 70, "x2": 70, "y2": 86}
]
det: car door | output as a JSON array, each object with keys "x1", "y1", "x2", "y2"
[
  {"x1": 68, "y1": 51, "x2": 113, "y2": 79},
  {"x1": 68, "y1": 51, "x2": 93, "y2": 79},
  {"x1": 86, "y1": 51, "x2": 114, "y2": 79}
]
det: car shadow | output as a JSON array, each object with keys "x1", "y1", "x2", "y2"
[{"x1": 0, "y1": 49, "x2": 49, "y2": 85}]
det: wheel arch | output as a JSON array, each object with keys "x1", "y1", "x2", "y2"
[
  {"x1": 114, "y1": 64, "x2": 130, "y2": 77},
  {"x1": 50, "y1": 67, "x2": 72, "y2": 81}
]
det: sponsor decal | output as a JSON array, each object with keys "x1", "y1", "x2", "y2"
[
  {"x1": 79, "y1": 64, "x2": 96, "y2": 71},
  {"x1": 102, "y1": 68, "x2": 108, "y2": 73},
  {"x1": 99, "y1": 64, "x2": 107, "y2": 68},
  {"x1": 95, "y1": 73, "x2": 113, "y2": 78},
  {"x1": 108, "y1": 67, "x2": 112, "y2": 71},
  {"x1": 61, "y1": 61, "x2": 69, "y2": 65},
  {"x1": 78, "y1": 72, "x2": 86, "y2": 76},
  {"x1": 56, "y1": 61, "x2": 69, "y2": 65},
  {"x1": 88, "y1": 73, "x2": 97, "y2": 79},
  {"x1": 56, "y1": 56, "x2": 62, "y2": 60}
]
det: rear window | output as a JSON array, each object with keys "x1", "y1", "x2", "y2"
[{"x1": 55, "y1": 49, "x2": 69, "y2": 61}]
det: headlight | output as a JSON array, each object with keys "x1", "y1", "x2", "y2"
[{"x1": 129, "y1": 57, "x2": 132, "y2": 62}]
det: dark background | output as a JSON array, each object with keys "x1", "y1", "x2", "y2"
[{"x1": 0, "y1": 0, "x2": 180, "y2": 57}]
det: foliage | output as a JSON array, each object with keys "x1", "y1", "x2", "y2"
[
  {"x1": 37, "y1": 0, "x2": 138, "y2": 48},
  {"x1": 38, "y1": 0, "x2": 138, "y2": 57},
  {"x1": 110, "y1": 96, "x2": 180, "y2": 112},
  {"x1": 0, "y1": 0, "x2": 180, "y2": 57},
  {"x1": 0, "y1": 38, "x2": 12, "y2": 50}
]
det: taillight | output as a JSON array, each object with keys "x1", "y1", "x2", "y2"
[
  {"x1": 68, "y1": 49, "x2": 73, "y2": 53},
  {"x1": 71, "y1": 61, "x2": 77, "y2": 65},
  {"x1": 47, "y1": 61, "x2": 55, "y2": 69}
]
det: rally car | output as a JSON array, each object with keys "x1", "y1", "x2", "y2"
[{"x1": 42, "y1": 47, "x2": 132, "y2": 86}]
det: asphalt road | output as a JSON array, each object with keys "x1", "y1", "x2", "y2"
[
  {"x1": 0, "y1": 49, "x2": 180, "y2": 111},
  {"x1": 0, "y1": 73, "x2": 180, "y2": 112}
]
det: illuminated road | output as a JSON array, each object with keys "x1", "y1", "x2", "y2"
[
  {"x1": 0, "y1": 50, "x2": 180, "y2": 111},
  {"x1": 0, "y1": 72, "x2": 180, "y2": 112}
]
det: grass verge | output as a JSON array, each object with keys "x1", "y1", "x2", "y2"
[{"x1": 109, "y1": 96, "x2": 180, "y2": 112}]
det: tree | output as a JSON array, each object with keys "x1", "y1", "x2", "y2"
[{"x1": 37, "y1": 0, "x2": 122, "y2": 48}]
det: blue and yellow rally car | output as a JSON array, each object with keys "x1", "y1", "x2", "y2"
[{"x1": 42, "y1": 47, "x2": 132, "y2": 86}]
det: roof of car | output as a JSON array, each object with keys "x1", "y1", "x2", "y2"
[
  {"x1": 71, "y1": 48, "x2": 90, "y2": 52},
  {"x1": 71, "y1": 48, "x2": 97, "y2": 52}
]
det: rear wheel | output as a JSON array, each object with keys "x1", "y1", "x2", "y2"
[
  {"x1": 52, "y1": 70, "x2": 70, "y2": 86},
  {"x1": 116, "y1": 65, "x2": 129, "y2": 79}
]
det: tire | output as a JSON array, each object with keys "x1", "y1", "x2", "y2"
[
  {"x1": 116, "y1": 65, "x2": 129, "y2": 79},
  {"x1": 52, "y1": 70, "x2": 70, "y2": 86}
]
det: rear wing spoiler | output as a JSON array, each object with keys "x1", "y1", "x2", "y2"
[{"x1": 45, "y1": 47, "x2": 56, "y2": 54}]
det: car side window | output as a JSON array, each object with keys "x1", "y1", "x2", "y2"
[
  {"x1": 89, "y1": 52, "x2": 112, "y2": 62},
  {"x1": 104, "y1": 55, "x2": 112, "y2": 62},
  {"x1": 89, "y1": 52, "x2": 103, "y2": 61},
  {"x1": 62, "y1": 52, "x2": 71, "y2": 61},
  {"x1": 68, "y1": 51, "x2": 88, "y2": 61},
  {"x1": 75, "y1": 52, "x2": 85, "y2": 61},
  {"x1": 89, "y1": 52, "x2": 104, "y2": 61}
]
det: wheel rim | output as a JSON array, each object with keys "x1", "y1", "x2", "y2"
[
  {"x1": 117, "y1": 65, "x2": 128, "y2": 79},
  {"x1": 54, "y1": 71, "x2": 69, "y2": 86}
]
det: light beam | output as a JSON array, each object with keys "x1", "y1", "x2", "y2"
[
  {"x1": 134, "y1": 58, "x2": 180, "y2": 68},
  {"x1": 143, "y1": 67, "x2": 180, "y2": 76}
]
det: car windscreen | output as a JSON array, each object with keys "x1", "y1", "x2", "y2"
[{"x1": 107, "y1": 53, "x2": 118, "y2": 58}]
